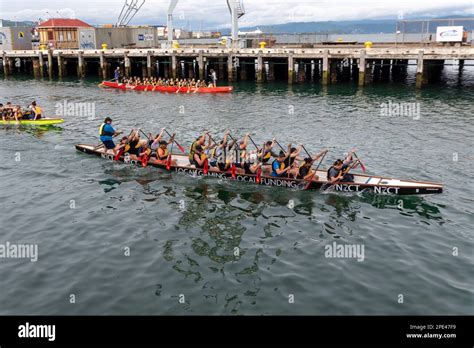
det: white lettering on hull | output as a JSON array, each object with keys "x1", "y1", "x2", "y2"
[
  {"x1": 333, "y1": 184, "x2": 400, "y2": 194},
  {"x1": 92, "y1": 151, "x2": 404, "y2": 194}
]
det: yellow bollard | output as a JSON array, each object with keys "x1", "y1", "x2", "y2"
[
  {"x1": 259, "y1": 42, "x2": 266, "y2": 49},
  {"x1": 102, "y1": 43, "x2": 108, "y2": 50},
  {"x1": 364, "y1": 41, "x2": 373, "y2": 49}
]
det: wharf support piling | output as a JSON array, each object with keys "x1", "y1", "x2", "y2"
[{"x1": 1, "y1": 46, "x2": 473, "y2": 87}]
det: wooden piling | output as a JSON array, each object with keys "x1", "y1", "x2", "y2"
[
  {"x1": 38, "y1": 52, "x2": 44, "y2": 77},
  {"x1": 267, "y1": 61, "x2": 275, "y2": 81},
  {"x1": 146, "y1": 51, "x2": 152, "y2": 77},
  {"x1": 171, "y1": 52, "x2": 177, "y2": 79},
  {"x1": 2, "y1": 53, "x2": 8, "y2": 76},
  {"x1": 288, "y1": 53, "x2": 294, "y2": 84},
  {"x1": 322, "y1": 50, "x2": 329, "y2": 85},
  {"x1": 256, "y1": 52, "x2": 263, "y2": 83},
  {"x1": 77, "y1": 50, "x2": 85, "y2": 78},
  {"x1": 32, "y1": 58, "x2": 41, "y2": 78},
  {"x1": 124, "y1": 53, "x2": 131, "y2": 77},
  {"x1": 99, "y1": 50, "x2": 107, "y2": 79},
  {"x1": 198, "y1": 50, "x2": 204, "y2": 80},
  {"x1": 358, "y1": 49, "x2": 366, "y2": 86},
  {"x1": 57, "y1": 53, "x2": 64, "y2": 78},
  {"x1": 416, "y1": 50, "x2": 424, "y2": 88},
  {"x1": 48, "y1": 49, "x2": 53, "y2": 78},
  {"x1": 227, "y1": 54, "x2": 235, "y2": 82}
]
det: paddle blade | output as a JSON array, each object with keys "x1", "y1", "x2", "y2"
[
  {"x1": 114, "y1": 149, "x2": 124, "y2": 161},
  {"x1": 140, "y1": 154, "x2": 149, "y2": 167},
  {"x1": 360, "y1": 161, "x2": 366, "y2": 172},
  {"x1": 166, "y1": 155, "x2": 172, "y2": 170},
  {"x1": 256, "y1": 168, "x2": 262, "y2": 184},
  {"x1": 203, "y1": 159, "x2": 209, "y2": 174},
  {"x1": 304, "y1": 179, "x2": 312, "y2": 190},
  {"x1": 231, "y1": 163, "x2": 236, "y2": 179},
  {"x1": 177, "y1": 143, "x2": 185, "y2": 153}
]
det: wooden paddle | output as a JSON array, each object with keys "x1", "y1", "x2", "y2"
[
  {"x1": 255, "y1": 142, "x2": 265, "y2": 184},
  {"x1": 166, "y1": 141, "x2": 174, "y2": 170},
  {"x1": 353, "y1": 152, "x2": 366, "y2": 172},
  {"x1": 164, "y1": 129, "x2": 185, "y2": 153},
  {"x1": 274, "y1": 140, "x2": 286, "y2": 152},
  {"x1": 304, "y1": 150, "x2": 328, "y2": 190},
  {"x1": 226, "y1": 134, "x2": 238, "y2": 179},
  {"x1": 302, "y1": 144, "x2": 312, "y2": 158},
  {"x1": 248, "y1": 135, "x2": 260, "y2": 151},
  {"x1": 135, "y1": 129, "x2": 152, "y2": 167}
]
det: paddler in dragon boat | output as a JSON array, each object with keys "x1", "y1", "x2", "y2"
[
  {"x1": 283, "y1": 144, "x2": 305, "y2": 178},
  {"x1": 149, "y1": 128, "x2": 177, "y2": 166},
  {"x1": 257, "y1": 139, "x2": 279, "y2": 174},
  {"x1": 208, "y1": 129, "x2": 232, "y2": 171},
  {"x1": 327, "y1": 149, "x2": 358, "y2": 183},
  {"x1": 190, "y1": 144, "x2": 208, "y2": 169},
  {"x1": 113, "y1": 128, "x2": 146, "y2": 160},
  {"x1": 189, "y1": 132, "x2": 210, "y2": 168},
  {"x1": 296, "y1": 149, "x2": 328, "y2": 181},
  {"x1": 226, "y1": 133, "x2": 264, "y2": 175},
  {"x1": 271, "y1": 150, "x2": 292, "y2": 177}
]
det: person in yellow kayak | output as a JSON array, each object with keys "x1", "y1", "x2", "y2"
[
  {"x1": 29, "y1": 101, "x2": 42, "y2": 120},
  {"x1": 1, "y1": 102, "x2": 19, "y2": 121}
]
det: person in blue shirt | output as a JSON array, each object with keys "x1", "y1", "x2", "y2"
[
  {"x1": 271, "y1": 151, "x2": 291, "y2": 177},
  {"x1": 99, "y1": 117, "x2": 121, "y2": 154}
]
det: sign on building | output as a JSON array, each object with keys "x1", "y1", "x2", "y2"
[
  {"x1": 436, "y1": 26, "x2": 464, "y2": 42},
  {"x1": 138, "y1": 33, "x2": 154, "y2": 41}
]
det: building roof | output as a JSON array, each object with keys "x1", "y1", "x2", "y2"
[{"x1": 38, "y1": 18, "x2": 92, "y2": 28}]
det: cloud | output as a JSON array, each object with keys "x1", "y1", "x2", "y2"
[{"x1": 1, "y1": 0, "x2": 472, "y2": 28}]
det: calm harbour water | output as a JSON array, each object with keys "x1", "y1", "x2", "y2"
[{"x1": 0, "y1": 68, "x2": 473, "y2": 315}]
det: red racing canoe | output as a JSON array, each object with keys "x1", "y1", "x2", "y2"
[{"x1": 101, "y1": 81, "x2": 233, "y2": 93}]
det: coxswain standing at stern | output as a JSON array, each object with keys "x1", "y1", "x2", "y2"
[{"x1": 99, "y1": 117, "x2": 121, "y2": 155}]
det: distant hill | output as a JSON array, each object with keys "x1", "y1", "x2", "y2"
[
  {"x1": 0, "y1": 19, "x2": 36, "y2": 27},
  {"x1": 235, "y1": 17, "x2": 474, "y2": 34}
]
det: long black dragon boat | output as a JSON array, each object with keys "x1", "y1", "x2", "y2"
[{"x1": 75, "y1": 144, "x2": 443, "y2": 195}]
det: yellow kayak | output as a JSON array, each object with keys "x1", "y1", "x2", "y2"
[{"x1": 0, "y1": 118, "x2": 64, "y2": 125}]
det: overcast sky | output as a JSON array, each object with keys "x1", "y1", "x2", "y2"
[{"x1": 1, "y1": 0, "x2": 473, "y2": 29}]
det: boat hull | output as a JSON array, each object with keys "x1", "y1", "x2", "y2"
[
  {"x1": 101, "y1": 81, "x2": 233, "y2": 93},
  {"x1": 75, "y1": 144, "x2": 443, "y2": 195},
  {"x1": 0, "y1": 118, "x2": 64, "y2": 125}
]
